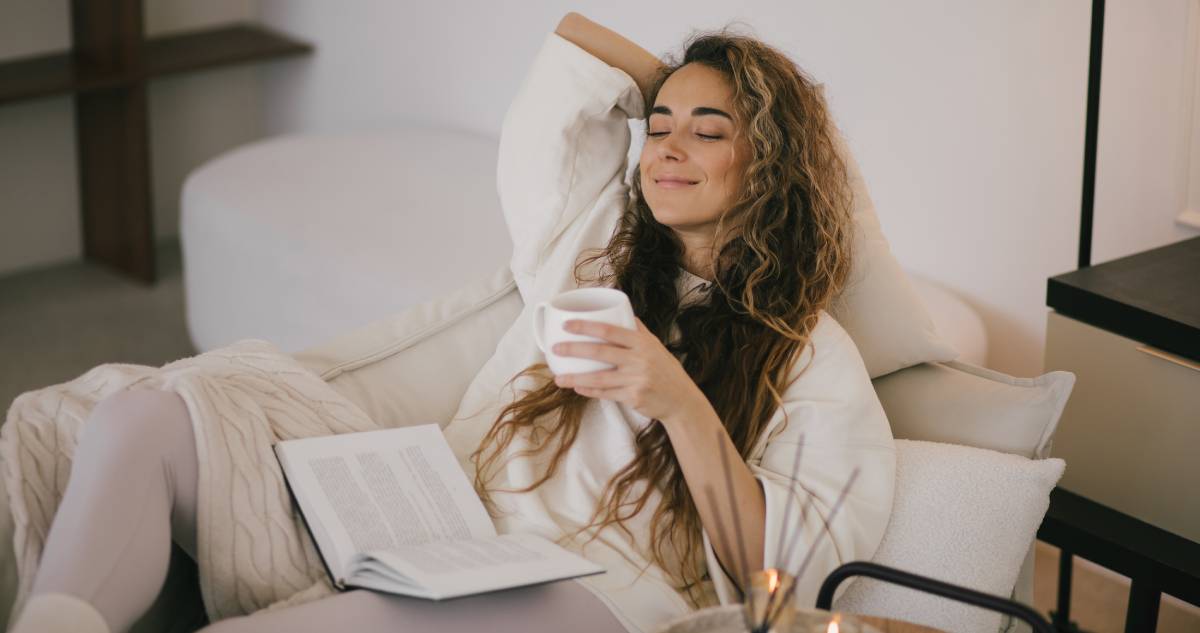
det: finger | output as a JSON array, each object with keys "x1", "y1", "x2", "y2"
[
  {"x1": 552, "y1": 341, "x2": 627, "y2": 364},
  {"x1": 574, "y1": 385, "x2": 616, "y2": 400},
  {"x1": 563, "y1": 319, "x2": 638, "y2": 347},
  {"x1": 556, "y1": 369, "x2": 622, "y2": 389}
]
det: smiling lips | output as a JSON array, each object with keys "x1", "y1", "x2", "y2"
[{"x1": 654, "y1": 176, "x2": 699, "y2": 189}]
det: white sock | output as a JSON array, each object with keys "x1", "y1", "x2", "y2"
[{"x1": 9, "y1": 592, "x2": 110, "y2": 633}]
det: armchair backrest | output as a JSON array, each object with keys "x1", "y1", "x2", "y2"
[
  {"x1": 295, "y1": 265, "x2": 1067, "y2": 463},
  {"x1": 293, "y1": 266, "x2": 523, "y2": 431}
]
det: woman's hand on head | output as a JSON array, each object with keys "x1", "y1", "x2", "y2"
[{"x1": 551, "y1": 317, "x2": 709, "y2": 425}]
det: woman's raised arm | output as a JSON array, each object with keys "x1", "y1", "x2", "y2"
[{"x1": 555, "y1": 12, "x2": 664, "y2": 112}]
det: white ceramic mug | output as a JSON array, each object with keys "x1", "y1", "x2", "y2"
[{"x1": 533, "y1": 287, "x2": 636, "y2": 375}]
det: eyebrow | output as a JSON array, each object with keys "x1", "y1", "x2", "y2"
[{"x1": 650, "y1": 105, "x2": 733, "y2": 121}]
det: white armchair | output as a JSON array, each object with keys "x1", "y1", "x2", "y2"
[{"x1": 288, "y1": 265, "x2": 1061, "y2": 633}]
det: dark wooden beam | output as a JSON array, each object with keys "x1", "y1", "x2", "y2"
[{"x1": 71, "y1": 0, "x2": 156, "y2": 282}]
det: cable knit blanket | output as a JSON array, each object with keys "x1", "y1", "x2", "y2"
[{"x1": 1, "y1": 339, "x2": 387, "y2": 625}]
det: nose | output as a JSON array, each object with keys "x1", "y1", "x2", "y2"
[{"x1": 656, "y1": 133, "x2": 685, "y2": 162}]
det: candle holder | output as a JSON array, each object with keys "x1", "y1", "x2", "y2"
[{"x1": 745, "y1": 569, "x2": 796, "y2": 633}]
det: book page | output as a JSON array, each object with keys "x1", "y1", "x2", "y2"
[
  {"x1": 347, "y1": 532, "x2": 604, "y2": 599},
  {"x1": 276, "y1": 424, "x2": 497, "y2": 582}
]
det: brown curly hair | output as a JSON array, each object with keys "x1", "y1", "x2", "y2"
[{"x1": 465, "y1": 25, "x2": 855, "y2": 608}]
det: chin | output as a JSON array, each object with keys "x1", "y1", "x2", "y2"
[{"x1": 647, "y1": 207, "x2": 678, "y2": 227}]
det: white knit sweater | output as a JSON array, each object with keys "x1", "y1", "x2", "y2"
[{"x1": 1, "y1": 339, "x2": 378, "y2": 625}]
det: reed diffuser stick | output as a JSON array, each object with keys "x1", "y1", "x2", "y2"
[
  {"x1": 760, "y1": 492, "x2": 815, "y2": 632},
  {"x1": 763, "y1": 467, "x2": 861, "y2": 633},
  {"x1": 777, "y1": 488, "x2": 816, "y2": 586},
  {"x1": 772, "y1": 434, "x2": 806, "y2": 565},
  {"x1": 791, "y1": 468, "x2": 860, "y2": 583},
  {"x1": 750, "y1": 435, "x2": 808, "y2": 633},
  {"x1": 703, "y1": 485, "x2": 755, "y2": 633},
  {"x1": 702, "y1": 485, "x2": 746, "y2": 602},
  {"x1": 716, "y1": 429, "x2": 754, "y2": 596}
]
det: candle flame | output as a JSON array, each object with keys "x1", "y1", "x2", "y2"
[
  {"x1": 767, "y1": 568, "x2": 779, "y2": 593},
  {"x1": 827, "y1": 621, "x2": 839, "y2": 633}
]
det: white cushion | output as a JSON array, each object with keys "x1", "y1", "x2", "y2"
[
  {"x1": 908, "y1": 272, "x2": 988, "y2": 367},
  {"x1": 828, "y1": 132, "x2": 960, "y2": 378},
  {"x1": 181, "y1": 127, "x2": 514, "y2": 354},
  {"x1": 292, "y1": 266, "x2": 523, "y2": 432},
  {"x1": 873, "y1": 360, "x2": 1075, "y2": 459},
  {"x1": 833, "y1": 440, "x2": 1065, "y2": 632}
]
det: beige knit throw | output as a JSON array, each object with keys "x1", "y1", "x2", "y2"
[{"x1": 0, "y1": 339, "x2": 386, "y2": 627}]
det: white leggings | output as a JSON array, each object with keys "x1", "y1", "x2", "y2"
[{"x1": 28, "y1": 389, "x2": 628, "y2": 633}]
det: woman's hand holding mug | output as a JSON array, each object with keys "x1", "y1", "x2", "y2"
[{"x1": 532, "y1": 287, "x2": 709, "y2": 426}]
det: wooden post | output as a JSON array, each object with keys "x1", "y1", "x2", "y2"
[{"x1": 70, "y1": 0, "x2": 156, "y2": 283}]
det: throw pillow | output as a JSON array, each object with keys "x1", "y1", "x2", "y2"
[
  {"x1": 873, "y1": 360, "x2": 1076, "y2": 459},
  {"x1": 832, "y1": 439, "x2": 1065, "y2": 632},
  {"x1": 827, "y1": 130, "x2": 959, "y2": 378}
]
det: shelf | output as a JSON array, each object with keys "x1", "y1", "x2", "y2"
[
  {"x1": 1047, "y1": 236, "x2": 1200, "y2": 363},
  {"x1": 0, "y1": 23, "x2": 312, "y2": 106}
]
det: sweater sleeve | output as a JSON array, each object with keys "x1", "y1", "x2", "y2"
[
  {"x1": 699, "y1": 312, "x2": 897, "y2": 609},
  {"x1": 497, "y1": 30, "x2": 645, "y2": 303}
]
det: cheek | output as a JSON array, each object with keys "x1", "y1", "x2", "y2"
[{"x1": 708, "y1": 153, "x2": 739, "y2": 189}]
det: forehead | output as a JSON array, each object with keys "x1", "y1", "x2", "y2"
[{"x1": 653, "y1": 63, "x2": 734, "y2": 113}]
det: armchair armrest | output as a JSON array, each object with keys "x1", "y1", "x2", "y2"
[
  {"x1": 292, "y1": 266, "x2": 524, "y2": 430},
  {"x1": 817, "y1": 562, "x2": 1054, "y2": 633}
]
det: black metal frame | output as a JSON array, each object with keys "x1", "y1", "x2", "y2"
[
  {"x1": 816, "y1": 561, "x2": 1055, "y2": 633},
  {"x1": 1036, "y1": 487, "x2": 1200, "y2": 633},
  {"x1": 1077, "y1": 0, "x2": 1105, "y2": 269}
]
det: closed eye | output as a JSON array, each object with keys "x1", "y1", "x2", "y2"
[{"x1": 647, "y1": 132, "x2": 723, "y2": 140}]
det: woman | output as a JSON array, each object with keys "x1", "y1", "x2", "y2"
[{"x1": 6, "y1": 12, "x2": 894, "y2": 633}]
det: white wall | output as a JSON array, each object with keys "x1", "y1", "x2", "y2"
[
  {"x1": 1091, "y1": 0, "x2": 1198, "y2": 263},
  {"x1": 4, "y1": 1, "x2": 1194, "y2": 378},
  {"x1": 0, "y1": 0, "x2": 266, "y2": 276}
]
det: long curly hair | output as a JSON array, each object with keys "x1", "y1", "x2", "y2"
[{"x1": 467, "y1": 25, "x2": 855, "y2": 608}]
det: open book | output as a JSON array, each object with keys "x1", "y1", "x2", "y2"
[{"x1": 273, "y1": 424, "x2": 604, "y2": 600}]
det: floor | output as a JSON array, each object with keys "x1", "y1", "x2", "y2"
[
  {"x1": 2, "y1": 238, "x2": 1199, "y2": 632},
  {"x1": 0, "y1": 238, "x2": 197, "y2": 411},
  {"x1": 1033, "y1": 542, "x2": 1200, "y2": 633}
]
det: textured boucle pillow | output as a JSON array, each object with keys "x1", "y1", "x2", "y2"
[
  {"x1": 833, "y1": 440, "x2": 1065, "y2": 632},
  {"x1": 827, "y1": 130, "x2": 959, "y2": 378}
]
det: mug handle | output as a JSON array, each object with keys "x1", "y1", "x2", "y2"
[{"x1": 532, "y1": 301, "x2": 549, "y2": 353}]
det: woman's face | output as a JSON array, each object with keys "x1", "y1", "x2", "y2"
[{"x1": 639, "y1": 63, "x2": 752, "y2": 245}]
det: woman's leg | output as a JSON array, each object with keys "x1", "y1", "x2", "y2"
[
  {"x1": 200, "y1": 581, "x2": 628, "y2": 633},
  {"x1": 10, "y1": 388, "x2": 200, "y2": 633}
]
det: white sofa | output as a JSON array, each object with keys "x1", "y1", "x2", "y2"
[{"x1": 0, "y1": 264, "x2": 1054, "y2": 632}]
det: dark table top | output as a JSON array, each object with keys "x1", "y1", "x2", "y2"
[{"x1": 1047, "y1": 236, "x2": 1200, "y2": 362}]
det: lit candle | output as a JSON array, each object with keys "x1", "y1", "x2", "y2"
[
  {"x1": 746, "y1": 568, "x2": 797, "y2": 632},
  {"x1": 812, "y1": 612, "x2": 866, "y2": 633}
]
